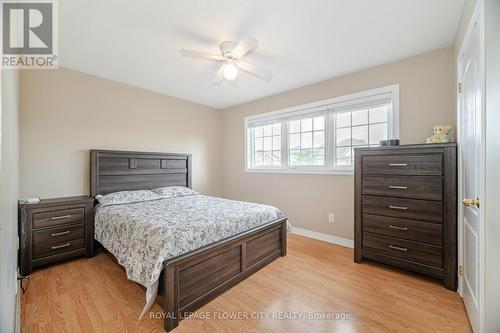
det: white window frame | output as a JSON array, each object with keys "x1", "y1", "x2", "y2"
[{"x1": 244, "y1": 84, "x2": 399, "y2": 175}]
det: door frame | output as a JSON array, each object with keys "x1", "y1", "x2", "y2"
[{"x1": 456, "y1": 0, "x2": 486, "y2": 330}]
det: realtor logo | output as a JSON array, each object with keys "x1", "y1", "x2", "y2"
[{"x1": 2, "y1": 0, "x2": 58, "y2": 68}]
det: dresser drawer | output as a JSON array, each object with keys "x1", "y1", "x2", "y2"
[
  {"x1": 33, "y1": 207, "x2": 85, "y2": 229},
  {"x1": 362, "y1": 176, "x2": 442, "y2": 201},
  {"x1": 33, "y1": 237, "x2": 85, "y2": 259},
  {"x1": 363, "y1": 195, "x2": 442, "y2": 223},
  {"x1": 363, "y1": 214, "x2": 442, "y2": 245},
  {"x1": 33, "y1": 223, "x2": 85, "y2": 247},
  {"x1": 363, "y1": 154, "x2": 443, "y2": 176},
  {"x1": 363, "y1": 233, "x2": 442, "y2": 268}
]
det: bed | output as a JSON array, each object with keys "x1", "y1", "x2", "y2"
[{"x1": 90, "y1": 150, "x2": 288, "y2": 331}]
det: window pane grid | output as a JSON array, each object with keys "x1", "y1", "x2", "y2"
[
  {"x1": 288, "y1": 116, "x2": 325, "y2": 166},
  {"x1": 245, "y1": 87, "x2": 397, "y2": 172},
  {"x1": 251, "y1": 106, "x2": 389, "y2": 168},
  {"x1": 253, "y1": 123, "x2": 282, "y2": 167},
  {"x1": 335, "y1": 106, "x2": 389, "y2": 166}
]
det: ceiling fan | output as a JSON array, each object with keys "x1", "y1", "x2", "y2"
[{"x1": 180, "y1": 37, "x2": 272, "y2": 84}]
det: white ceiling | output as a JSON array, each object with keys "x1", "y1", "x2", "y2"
[{"x1": 59, "y1": 0, "x2": 464, "y2": 109}]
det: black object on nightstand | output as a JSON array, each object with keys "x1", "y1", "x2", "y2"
[{"x1": 18, "y1": 196, "x2": 95, "y2": 276}]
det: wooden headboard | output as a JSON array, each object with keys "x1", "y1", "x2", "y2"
[{"x1": 90, "y1": 150, "x2": 192, "y2": 197}]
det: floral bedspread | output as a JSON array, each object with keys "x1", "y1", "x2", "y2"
[{"x1": 94, "y1": 194, "x2": 285, "y2": 291}]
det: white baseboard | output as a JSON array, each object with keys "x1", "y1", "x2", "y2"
[{"x1": 291, "y1": 227, "x2": 354, "y2": 248}]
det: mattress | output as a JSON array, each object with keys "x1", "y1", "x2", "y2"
[{"x1": 94, "y1": 193, "x2": 285, "y2": 317}]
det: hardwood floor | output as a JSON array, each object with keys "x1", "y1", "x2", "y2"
[{"x1": 21, "y1": 234, "x2": 471, "y2": 332}]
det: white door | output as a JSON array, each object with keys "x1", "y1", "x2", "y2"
[{"x1": 458, "y1": 6, "x2": 484, "y2": 333}]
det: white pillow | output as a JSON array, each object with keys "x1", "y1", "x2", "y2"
[
  {"x1": 150, "y1": 186, "x2": 198, "y2": 198},
  {"x1": 96, "y1": 190, "x2": 163, "y2": 207}
]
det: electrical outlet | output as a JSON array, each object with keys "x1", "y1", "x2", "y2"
[{"x1": 328, "y1": 213, "x2": 335, "y2": 223}]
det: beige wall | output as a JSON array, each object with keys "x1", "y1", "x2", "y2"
[
  {"x1": 20, "y1": 68, "x2": 222, "y2": 198},
  {"x1": 20, "y1": 46, "x2": 456, "y2": 242},
  {"x1": 221, "y1": 47, "x2": 455, "y2": 240}
]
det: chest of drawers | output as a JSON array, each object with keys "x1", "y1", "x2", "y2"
[
  {"x1": 18, "y1": 196, "x2": 95, "y2": 276},
  {"x1": 354, "y1": 143, "x2": 457, "y2": 290}
]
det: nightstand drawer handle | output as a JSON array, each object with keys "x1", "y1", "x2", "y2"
[
  {"x1": 389, "y1": 205, "x2": 408, "y2": 210},
  {"x1": 389, "y1": 245, "x2": 407, "y2": 252},
  {"x1": 51, "y1": 243, "x2": 71, "y2": 250},
  {"x1": 51, "y1": 230, "x2": 70, "y2": 237},
  {"x1": 389, "y1": 163, "x2": 407, "y2": 167},
  {"x1": 388, "y1": 185, "x2": 408, "y2": 190},
  {"x1": 51, "y1": 215, "x2": 71, "y2": 220},
  {"x1": 389, "y1": 225, "x2": 408, "y2": 231}
]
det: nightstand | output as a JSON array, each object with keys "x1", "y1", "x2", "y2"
[{"x1": 18, "y1": 196, "x2": 95, "y2": 276}]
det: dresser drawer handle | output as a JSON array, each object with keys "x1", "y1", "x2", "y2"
[
  {"x1": 389, "y1": 163, "x2": 407, "y2": 167},
  {"x1": 389, "y1": 245, "x2": 408, "y2": 252},
  {"x1": 51, "y1": 230, "x2": 70, "y2": 237},
  {"x1": 388, "y1": 185, "x2": 408, "y2": 190},
  {"x1": 389, "y1": 205, "x2": 408, "y2": 210},
  {"x1": 389, "y1": 225, "x2": 408, "y2": 231},
  {"x1": 51, "y1": 215, "x2": 71, "y2": 220},
  {"x1": 51, "y1": 243, "x2": 71, "y2": 250}
]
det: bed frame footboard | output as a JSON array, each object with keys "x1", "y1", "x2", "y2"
[{"x1": 156, "y1": 218, "x2": 287, "y2": 331}]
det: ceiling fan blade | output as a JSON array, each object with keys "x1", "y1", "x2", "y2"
[
  {"x1": 238, "y1": 61, "x2": 272, "y2": 81},
  {"x1": 180, "y1": 49, "x2": 224, "y2": 61},
  {"x1": 231, "y1": 37, "x2": 258, "y2": 59},
  {"x1": 213, "y1": 64, "x2": 225, "y2": 85}
]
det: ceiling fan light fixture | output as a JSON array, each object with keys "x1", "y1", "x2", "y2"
[
  {"x1": 180, "y1": 37, "x2": 272, "y2": 84},
  {"x1": 223, "y1": 62, "x2": 238, "y2": 81}
]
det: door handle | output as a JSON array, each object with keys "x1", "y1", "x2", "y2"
[{"x1": 463, "y1": 198, "x2": 480, "y2": 208}]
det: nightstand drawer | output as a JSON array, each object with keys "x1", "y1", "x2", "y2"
[
  {"x1": 362, "y1": 176, "x2": 443, "y2": 201},
  {"x1": 33, "y1": 223, "x2": 85, "y2": 247},
  {"x1": 363, "y1": 154, "x2": 443, "y2": 176},
  {"x1": 34, "y1": 238, "x2": 85, "y2": 259},
  {"x1": 33, "y1": 207, "x2": 85, "y2": 229},
  {"x1": 363, "y1": 195, "x2": 442, "y2": 223},
  {"x1": 363, "y1": 232, "x2": 442, "y2": 268},
  {"x1": 363, "y1": 214, "x2": 442, "y2": 246}
]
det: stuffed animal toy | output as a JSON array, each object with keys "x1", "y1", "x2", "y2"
[{"x1": 426, "y1": 125, "x2": 453, "y2": 144}]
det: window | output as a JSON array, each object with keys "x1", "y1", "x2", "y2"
[
  {"x1": 289, "y1": 116, "x2": 325, "y2": 166},
  {"x1": 335, "y1": 105, "x2": 389, "y2": 166},
  {"x1": 245, "y1": 85, "x2": 399, "y2": 174},
  {"x1": 252, "y1": 123, "x2": 281, "y2": 167}
]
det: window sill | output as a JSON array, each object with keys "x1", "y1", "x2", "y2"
[{"x1": 244, "y1": 168, "x2": 354, "y2": 176}]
